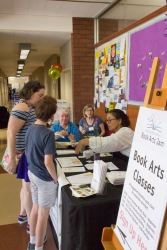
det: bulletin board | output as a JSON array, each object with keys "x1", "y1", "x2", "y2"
[
  {"x1": 129, "y1": 13, "x2": 167, "y2": 102},
  {"x1": 94, "y1": 33, "x2": 128, "y2": 113},
  {"x1": 94, "y1": 5, "x2": 167, "y2": 110}
]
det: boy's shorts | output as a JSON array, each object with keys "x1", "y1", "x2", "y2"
[{"x1": 28, "y1": 170, "x2": 58, "y2": 208}]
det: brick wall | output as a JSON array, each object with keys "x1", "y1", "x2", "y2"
[{"x1": 72, "y1": 18, "x2": 94, "y2": 124}]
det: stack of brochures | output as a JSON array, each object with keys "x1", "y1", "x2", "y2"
[
  {"x1": 66, "y1": 172, "x2": 93, "y2": 185},
  {"x1": 70, "y1": 184, "x2": 97, "y2": 198},
  {"x1": 106, "y1": 171, "x2": 126, "y2": 185},
  {"x1": 56, "y1": 157, "x2": 83, "y2": 167},
  {"x1": 91, "y1": 160, "x2": 108, "y2": 194}
]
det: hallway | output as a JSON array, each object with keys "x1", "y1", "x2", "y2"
[{"x1": 0, "y1": 128, "x2": 58, "y2": 250}]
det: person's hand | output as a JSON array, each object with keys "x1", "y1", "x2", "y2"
[
  {"x1": 60, "y1": 130, "x2": 69, "y2": 137},
  {"x1": 55, "y1": 132, "x2": 64, "y2": 140},
  {"x1": 75, "y1": 138, "x2": 89, "y2": 154},
  {"x1": 6, "y1": 159, "x2": 17, "y2": 175},
  {"x1": 81, "y1": 129, "x2": 86, "y2": 135}
]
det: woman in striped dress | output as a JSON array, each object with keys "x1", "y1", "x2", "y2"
[{"x1": 6, "y1": 81, "x2": 45, "y2": 233}]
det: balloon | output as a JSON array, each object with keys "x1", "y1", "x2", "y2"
[
  {"x1": 52, "y1": 68, "x2": 60, "y2": 79},
  {"x1": 48, "y1": 68, "x2": 54, "y2": 78},
  {"x1": 51, "y1": 63, "x2": 63, "y2": 73},
  {"x1": 48, "y1": 67, "x2": 60, "y2": 79}
]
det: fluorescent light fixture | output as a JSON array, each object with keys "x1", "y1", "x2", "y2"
[
  {"x1": 17, "y1": 70, "x2": 22, "y2": 74},
  {"x1": 19, "y1": 43, "x2": 31, "y2": 60},
  {"x1": 18, "y1": 60, "x2": 25, "y2": 69},
  {"x1": 18, "y1": 65, "x2": 24, "y2": 69}
]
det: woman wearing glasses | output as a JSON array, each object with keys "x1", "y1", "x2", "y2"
[
  {"x1": 76, "y1": 109, "x2": 134, "y2": 157},
  {"x1": 79, "y1": 104, "x2": 105, "y2": 137}
]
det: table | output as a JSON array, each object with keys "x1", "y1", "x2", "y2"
[{"x1": 59, "y1": 153, "x2": 128, "y2": 250}]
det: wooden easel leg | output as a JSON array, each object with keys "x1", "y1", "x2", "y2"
[{"x1": 143, "y1": 57, "x2": 160, "y2": 106}]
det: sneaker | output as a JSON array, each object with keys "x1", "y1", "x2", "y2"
[
  {"x1": 27, "y1": 242, "x2": 35, "y2": 250},
  {"x1": 18, "y1": 214, "x2": 28, "y2": 224},
  {"x1": 26, "y1": 224, "x2": 30, "y2": 234},
  {"x1": 27, "y1": 236, "x2": 47, "y2": 249}
]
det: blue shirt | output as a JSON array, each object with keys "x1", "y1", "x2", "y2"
[
  {"x1": 50, "y1": 121, "x2": 82, "y2": 142},
  {"x1": 25, "y1": 124, "x2": 56, "y2": 181}
]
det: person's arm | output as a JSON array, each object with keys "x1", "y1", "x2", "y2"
[
  {"x1": 89, "y1": 127, "x2": 133, "y2": 153},
  {"x1": 45, "y1": 155, "x2": 58, "y2": 183},
  {"x1": 75, "y1": 138, "x2": 89, "y2": 154},
  {"x1": 99, "y1": 123, "x2": 105, "y2": 137},
  {"x1": 68, "y1": 123, "x2": 82, "y2": 142},
  {"x1": 79, "y1": 125, "x2": 86, "y2": 135},
  {"x1": 75, "y1": 127, "x2": 134, "y2": 155}
]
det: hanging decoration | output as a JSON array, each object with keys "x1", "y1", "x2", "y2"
[{"x1": 48, "y1": 64, "x2": 63, "y2": 80}]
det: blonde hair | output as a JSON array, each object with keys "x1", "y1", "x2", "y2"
[{"x1": 83, "y1": 104, "x2": 94, "y2": 118}]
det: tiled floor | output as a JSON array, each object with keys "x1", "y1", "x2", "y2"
[{"x1": 0, "y1": 127, "x2": 58, "y2": 250}]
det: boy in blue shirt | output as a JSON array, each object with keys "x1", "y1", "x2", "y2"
[{"x1": 25, "y1": 96, "x2": 58, "y2": 250}]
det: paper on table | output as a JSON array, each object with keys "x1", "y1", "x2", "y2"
[
  {"x1": 57, "y1": 157, "x2": 83, "y2": 167},
  {"x1": 61, "y1": 167, "x2": 86, "y2": 173},
  {"x1": 106, "y1": 171, "x2": 126, "y2": 185},
  {"x1": 66, "y1": 172, "x2": 93, "y2": 184},
  {"x1": 70, "y1": 185, "x2": 97, "y2": 198},
  {"x1": 85, "y1": 163, "x2": 94, "y2": 170},
  {"x1": 100, "y1": 153, "x2": 113, "y2": 157},
  {"x1": 56, "y1": 149, "x2": 76, "y2": 155},
  {"x1": 56, "y1": 142, "x2": 70, "y2": 148},
  {"x1": 107, "y1": 162, "x2": 119, "y2": 170}
]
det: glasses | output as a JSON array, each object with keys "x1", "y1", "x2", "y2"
[
  {"x1": 105, "y1": 119, "x2": 116, "y2": 123},
  {"x1": 86, "y1": 109, "x2": 93, "y2": 112}
]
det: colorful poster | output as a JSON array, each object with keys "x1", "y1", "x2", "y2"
[
  {"x1": 94, "y1": 35, "x2": 127, "y2": 112},
  {"x1": 115, "y1": 107, "x2": 167, "y2": 250}
]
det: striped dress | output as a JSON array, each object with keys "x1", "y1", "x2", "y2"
[
  {"x1": 11, "y1": 100, "x2": 36, "y2": 152},
  {"x1": 11, "y1": 100, "x2": 36, "y2": 182}
]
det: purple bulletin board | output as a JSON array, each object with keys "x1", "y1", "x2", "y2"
[{"x1": 129, "y1": 15, "x2": 167, "y2": 102}]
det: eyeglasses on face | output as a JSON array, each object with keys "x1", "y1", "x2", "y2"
[
  {"x1": 105, "y1": 118, "x2": 116, "y2": 123},
  {"x1": 86, "y1": 109, "x2": 93, "y2": 112}
]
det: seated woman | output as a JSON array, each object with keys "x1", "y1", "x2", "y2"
[
  {"x1": 50, "y1": 108, "x2": 82, "y2": 142},
  {"x1": 79, "y1": 104, "x2": 105, "y2": 137},
  {"x1": 75, "y1": 109, "x2": 134, "y2": 158}
]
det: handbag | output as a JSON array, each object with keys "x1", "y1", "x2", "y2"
[{"x1": 1, "y1": 148, "x2": 23, "y2": 174}]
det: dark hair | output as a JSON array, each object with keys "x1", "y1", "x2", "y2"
[
  {"x1": 35, "y1": 96, "x2": 57, "y2": 122},
  {"x1": 107, "y1": 109, "x2": 130, "y2": 127},
  {"x1": 19, "y1": 81, "x2": 45, "y2": 100}
]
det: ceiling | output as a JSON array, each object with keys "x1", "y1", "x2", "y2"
[{"x1": 0, "y1": 0, "x2": 165, "y2": 78}]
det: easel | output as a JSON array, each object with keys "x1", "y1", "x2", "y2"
[{"x1": 101, "y1": 57, "x2": 167, "y2": 250}]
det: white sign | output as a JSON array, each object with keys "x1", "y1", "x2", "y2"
[{"x1": 115, "y1": 106, "x2": 167, "y2": 250}]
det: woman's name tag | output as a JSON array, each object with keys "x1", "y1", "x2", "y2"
[{"x1": 89, "y1": 127, "x2": 94, "y2": 131}]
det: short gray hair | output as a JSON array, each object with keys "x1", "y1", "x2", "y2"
[{"x1": 58, "y1": 108, "x2": 70, "y2": 115}]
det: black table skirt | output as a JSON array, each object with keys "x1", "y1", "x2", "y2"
[
  {"x1": 58, "y1": 153, "x2": 128, "y2": 250},
  {"x1": 61, "y1": 184, "x2": 123, "y2": 250}
]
